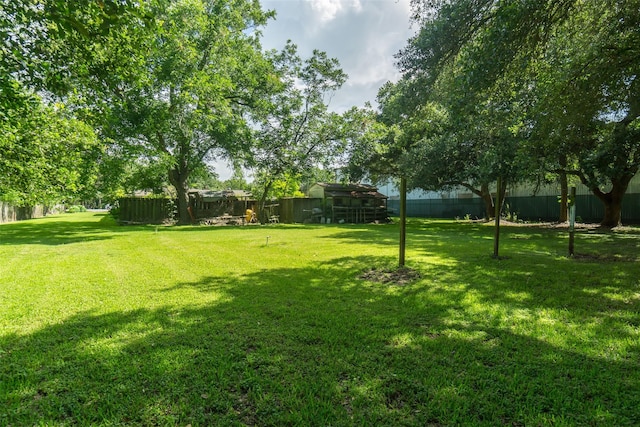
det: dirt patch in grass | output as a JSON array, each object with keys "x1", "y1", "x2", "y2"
[
  {"x1": 483, "y1": 220, "x2": 640, "y2": 233},
  {"x1": 359, "y1": 267, "x2": 421, "y2": 286},
  {"x1": 481, "y1": 220, "x2": 601, "y2": 229},
  {"x1": 571, "y1": 253, "x2": 638, "y2": 262}
]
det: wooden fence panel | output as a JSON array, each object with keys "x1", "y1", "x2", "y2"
[
  {"x1": 0, "y1": 202, "x2": 16, "y2": 224},
  {"x1": 278, "y1": 198, "x2": 323, "y2": 223},
  {"x1": 0, "y1": 202, "x2": 54, "y2": 224},
  {"x1": 117, "y1": 197, "x2": 175, "y2": 224}
]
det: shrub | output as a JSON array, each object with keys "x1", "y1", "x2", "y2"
[
  {"x1": 108, "y1": 201, "x2": 120, "y2": 220},
  {"x1": 65, "y1": 205, "x2": 87, "y2": 213}
]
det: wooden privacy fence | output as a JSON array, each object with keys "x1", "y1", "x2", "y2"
[
  {"x1": 117, "y1": 197, "x2": 175, "y2": 224},
  {"x1": 0, "y1": 202, "x2": 57, "y2": 224},
  {"x1": 278, "y1": 198, "x2": 323, "y2": 223},
  {"x1": 191, "y1": 199, "x2": 255, "y2": 219},
  {"x1": 116, "y1": 197, "x2": 325, "y2": 224}
]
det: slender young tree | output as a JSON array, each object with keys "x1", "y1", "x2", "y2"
[{"x1": 249, "y1": 42, "x2": 349, "y2": 222}]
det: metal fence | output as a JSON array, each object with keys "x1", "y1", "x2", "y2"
[
  {"x1": 388, "y1": 198, "x2": 486, "y2": 220},
  {"x1": 388, "y1": 193, "x2": 640, "y2": 224}
]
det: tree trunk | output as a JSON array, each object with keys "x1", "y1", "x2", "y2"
[
  {"x1": 599, "y1": 193, "x2": 623, "y2": 228},
  {"x1": 169, "y1": 167, "x2": 191, "y2": 225},
  {"x1": 399, "y1": 177, "x2": 406, "y2": 267},
  {"x1": 592, "y1": 177, "x2": 630, "y2": 228},
  {"x1": 460, "y1": 181, "x2": 494, "y2": 219},
  {"x1": 589, "y1": 101, "x2": 638, "y2": 227},
  {"x1": 257, "y1": 180, "x2": 274, "y2": 224},
  {"x1": 497, "y1": 180, "x2": 507, "y2": 214},
  {"x1": 559, "y1": 171, "x2": 568, "y2": 222},
  {"x1": 493, "y1": 177, "x2": 502, "y2": 258},
  {"x1": 596, "y1": 190, "x2": 625, "y2": 228},
  {"x1": 480, "y1": 183, "x2": 495, "y2": 219}
]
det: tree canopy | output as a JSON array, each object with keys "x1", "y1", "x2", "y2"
[
  {"x1": 248, "y1": 42, "x2": 350, "y2": 220},
  {"x1": 96, "y1": 0, "x2": 278, "y2": 223},
  {"x1": 1, "y1": 0, "x2": 355, "y2": 217},
  {"x1": 0, "y1": 92, "x2": 100, "y2": 206},
  {"x1": 357, "y1": 0, "x2": 640, "y2": 226},
  {"x1": 1, "y1": 0, "x2": 155, "y2": 207}
]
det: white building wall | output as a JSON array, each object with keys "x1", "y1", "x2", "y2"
[
  {"x1": 377, "y1": 181, "x2": 463, "y2": 200},
  {"x1": 377, "y1": 174, "x2": 640, "y2": 200},
  {"x1": 509, "y1": 174, "x2": 640, "y2": 197}
]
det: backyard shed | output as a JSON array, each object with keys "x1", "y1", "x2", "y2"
[
  {"x1": 308, "y1": 183, "x2": 389, "y2": 223},
  {"x1": 188, "y1": 189, "x2": 255, "y2": 221}
]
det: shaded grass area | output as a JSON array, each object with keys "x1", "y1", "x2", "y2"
[{"x1": 1, "y1": 213, "x2": 639, "y2": 425}]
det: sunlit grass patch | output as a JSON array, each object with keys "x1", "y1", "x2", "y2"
[{"x1": 1, "y1": 212, "x2": 639, "y2": 425}]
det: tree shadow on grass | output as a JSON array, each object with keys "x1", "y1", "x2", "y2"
[
  {"x1": 327, "y1": 223, "x2": 640, "y2": 330},
  {"x1": 0, "y1": 213, "x2": 129, "y2": 246},
  {"x1": 327, "y1": 219, "x2": 640, "y2": 254},
  {"x1": 1, "y1": 256, "x2": 639, "y2": 425}
]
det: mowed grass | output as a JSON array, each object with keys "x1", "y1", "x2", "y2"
[{"x1": 1, "y1": 212, "x2": 639, "y2": 426}]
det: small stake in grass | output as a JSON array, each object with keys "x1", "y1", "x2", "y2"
[
  {"x1": 493, "y1": 176, "x2": 502, "y2": 259},
  {"x1": 266, "y1": 236, "x2": 270, "y2": 246}
]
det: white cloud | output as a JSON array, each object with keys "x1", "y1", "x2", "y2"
[
  {"x1": 258, "y1": 0, "x2": 415, "y2": 114},
  {"x1": 307, "y1": 0, "x2": 363, "y2": 22}
]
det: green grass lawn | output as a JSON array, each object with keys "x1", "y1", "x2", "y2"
[{"x1": 1, "y1": 212, "x2": 639, "y2": 426}]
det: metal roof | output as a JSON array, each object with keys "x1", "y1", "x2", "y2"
[
  {"x1": 325, "y1": 190, "x2": 387, "y2": 199},
  {"x1": 314, "y1": 182, "x2": 379, "y2": 192},
  {"x1": 313, "y1": 183, "x2": 387, "y2": 199},
  {"x1": 189, "y1": 189, "x2": 253, "y2": 201}
]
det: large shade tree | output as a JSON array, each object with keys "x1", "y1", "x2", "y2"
[
  {"x1": 394, "y1": 1, "x2": 569, "y2": 219},
  {"x1": 102, "y1": 0, "x2": 277, "y2": 223},
  {"x1": 400, "y1": 0, "x2": 640, "y2": 226},
  {"x1": 401, "y1": 70, "x2": 530, "y2": 219},
  {"x1": 524, "y1": 1, "x2": 640, "y2": 226},
  {"x1": 3, "y1": 0, "x2": 278, "y2": 221},
  {"x1": 350, "y1": 71, "x2": 526, "y2": 221}
]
